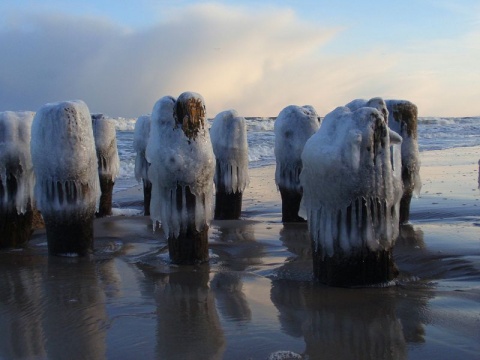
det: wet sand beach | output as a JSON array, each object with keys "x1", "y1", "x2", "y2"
[{"x1": 1, "y1": 146, "x2": 479, "y2": 359}]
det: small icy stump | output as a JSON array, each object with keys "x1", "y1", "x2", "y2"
[
  {"x1": 301, "y1": 101, "x2": 403, "y2": 287},
  {"x1": 92, "y1": 114, "x2": 120, "y2": 218},
  {"x1": 274, "y1": 105, "x2": 320, "y2": 222},
  {"x1": 0, "y1": 111, "x2": 35, "y2": 248},
  {"x1": 146, "y1": 93, "x2": 215, "y2": 265},
  {"x1": 134, "y1": 115, "x2": 152, "y2": 216},
  {"x1": 31, "y1": 100, "x2": 100, "y2": 256},
  {"x1": 386, "y1": 100, "x2": 421, "y2": 224},
  {"x1": 210, "y1": 110, "x2": 249, "y2": 220}
]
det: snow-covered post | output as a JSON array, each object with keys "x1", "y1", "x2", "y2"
[
  {"x1": 92, "y1": 114, "x2": 120, "y2": 218},
  {"x1": 210, "y1": 110, "x2": 249, "y2": 220},
  {"x1": 386, "y1": 100, "x2": 421, "y2": 224},
  {"x1": 146, "y1": 93, "x2": 215, "y2": 264},
  {"x1": 133, "y1": 115, "x2": 152, "y2": 216},
  {"x1": 301, "y1": 104, "x2": 403, "y2": 286},
  {"x1": 31, "y1": 100, "x2": 100, "y2": 256},
  {"x1": 274, "y1": 105, "x2": 320, "y2": 222},
  {"x1": 0, "y1": 111, "x2": 35, "y2": 248}
]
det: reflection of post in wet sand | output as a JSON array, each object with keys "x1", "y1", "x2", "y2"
[
  {"x1": 43, "y1": 257, "x2": 108, "y2": 360},
  {"x1": 154, "y1": 267, "x2": 226, "y2": 360},
  {"x1": 270, "y1": 281, "x2": 409, "y2": 359},
  {"x1": 0, "y1": 255, "x2": 46, "y2": 359},
  {"x1": 210, "y1": 221, "x2": 264, "y2": 271},
  {"x1": 279, "y1": 223, "x2": 311, "y2": 258},
  {"x1": 211, "y1": 272, "x2": 252, "y2": 322}
]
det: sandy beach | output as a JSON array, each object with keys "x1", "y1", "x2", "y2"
[{"x1": 1, "y1": 146, "x2": 479, "y2": 359}]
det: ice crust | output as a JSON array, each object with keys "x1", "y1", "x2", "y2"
[
  {"x1": 210, "y1": 109, "x2": 249, "y2": 193},
  {"x1": 133, "y1": 114, "x2": 151, "y2": 182},
  {"x1": 385, "y1": 100, "x2": 422, "y2": 196},
  {"x1": 146, "y1": 95, "x2": 215, "y2": 237},
  {"x1": 31, "y1": 100, "x2": 100, "y2": 214},
  {"x1": 274, "y1": 105, "x2": 320, "y2": 191},
  {"x1": 0, "y1": 111, "x2": 35, "y2": 214},
  {"x1": 300, "y1": 103, "x2": 403, "y2": 257},
  {"x1": 92, "y1": 114, "x2": 120, "y2": 181}
]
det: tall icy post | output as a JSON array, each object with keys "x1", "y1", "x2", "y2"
[
  {"x1": 386, "y1": 100, "x2": 421, "y2": 224},
  {"x1": 301, "y1": 104, "x2": 403, "y2": 286},
  {"x1": 146, "y1": 93, "x2": 215, "y2": 264},
  {"x1": 274, "y1": 105, "x2": 320, "y2": 222},
  {"x1": 31, "y1": 100, "x2": 100, "y2": 256},
  {"x1": 92, "y1": 114, "x2": 120, "y2": 217},
  {"x1": 133, "y1": 115, "x2": 152, "y2": 215},
  {"x1": 0, "y1": 111, "x2": 35, "y2": 248},
  {"x1": 210, "y1": 110, "x2": 249, "y2": 220}
]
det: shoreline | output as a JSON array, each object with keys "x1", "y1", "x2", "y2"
[{"x1": 6, "y1": 145, "x2": 480, "y2": 360}]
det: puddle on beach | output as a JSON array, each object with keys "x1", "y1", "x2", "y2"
[{"x1": 0, "y1": 215, "x2": 479, "y2": 360}]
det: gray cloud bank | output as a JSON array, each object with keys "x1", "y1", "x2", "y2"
[
  {"x1": 1, "y1": 4, "x2": 479, "y2": 118},
  {"x1": 1, "y1": 5, "x2": 333, "y2": 117}
]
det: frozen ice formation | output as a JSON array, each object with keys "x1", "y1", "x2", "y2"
[
  {"x1": 274, "y1": 105, "x2": 320, "y2": 192},
  {"x1": 347, "y1": 98, "x2": 421, "y2": 223},
  {"x1": 301, "y1": 104, "x2": 403, "y2": 259},
  {"x1": 31, "y1": 100, "x2": 100, "y2": 215},
  {"x1": 274, "y1": 104, "x2": 320, "y2": 222},
  {"x1": 210, "y1": 109, "x2": 249, "y2": 194},
  {"x1": 146, "y1": 94, "x2": 215, "y2": 238},
  {"x1": 92, "y1": 114, "x2": 120, "y2": 181},
  {"x1": 133, "y1": 114, "x2": 151, "y2": 183},
  {"x1": 0, "y1": 111, "x2": 35, "y2": 214}
]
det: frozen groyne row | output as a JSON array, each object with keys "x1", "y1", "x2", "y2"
[{"x1": 1, "y1": 95, "x2": 421, "y2": 287}]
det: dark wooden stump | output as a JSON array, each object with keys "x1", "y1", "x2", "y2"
[
  {"x1": 399, "y1": 191, "x2": 412, "y2": 225},
  {"x1": 312, "y1": 246, "x2": 398, "y2": 287},
  {"x1": 143, "y1": 179, "x2": 152, "y2": 216},
  {"x1": 168, "y1": 185, "x2": 209, "y2": 264},
  {"x1": 214, "y1": 190, "x2": 242, "y2": 220},
  {"x1": 388, "y1": 100, "x2": 419, "y2": 224},
  {"x1": 0, "y1": 205, "x2": 34, "y2": 248},
  {"x1": 43, "y1": 209, "x2": 95, "y2": 256},
  {"x1": 0, "y1": 177, "x2": 34, "y2": 248},
  {"x1": 279, "y1": 186, "x2": 305, "y2": 223},
  {"x1": 96, "y1": 175, "x2": 114, "y2": 218}
]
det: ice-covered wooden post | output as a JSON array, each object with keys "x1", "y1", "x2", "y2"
[
  {"x1": 92, "y1": 114, "x2": 120, "y2": 217},
  {"x1": 146, "y1": 93, "x2": 215, "y2": 264},
  {"x1": 300, "y1": 104, "x2": 403, "y2": 286},
  {"x1": 386, "y1": 100, "x2": 421, "y2": 224},
  {"x1": 0, "y1": 111, "x2": 35, "y2": 248},
  {"x1": 133, "y1": 115, "x2": 152, "y2": 216},
  {"x1": 210, "y1": 110, "x2": 249, "y2": 220},
  {"x1": 31, "y1": 100, "x2": 100, "y2": 256},
  {"x1": 274, "y1": 105, "x2": 320, "y2": 222}
]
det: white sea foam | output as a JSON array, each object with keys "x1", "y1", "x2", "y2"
[{"x1": 112, "y1": 114, "x2": 480, "y2": 186}]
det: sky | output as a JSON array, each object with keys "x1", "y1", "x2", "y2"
[{"x1": 1, "y1": 0, "x2": 479, "y2": 118}]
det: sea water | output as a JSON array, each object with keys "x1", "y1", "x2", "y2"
[{"x1": 113, "y1": 116, "x2": 480, "y2": 192}]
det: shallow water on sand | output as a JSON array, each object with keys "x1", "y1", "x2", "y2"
[
  {"x1": 1, "y1": 210, "x2": 479, "y2": 359},
  {"x1": 2, "y1": 149, "x2": 480, "y2": 360}
]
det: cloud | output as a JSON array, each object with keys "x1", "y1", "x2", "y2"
[
  {"x1": 1, "y1": 3, "x2": 479, "y2": 118},
  {"x1": 0, "y1": 4, "x2": 338, "y2": 117}
]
